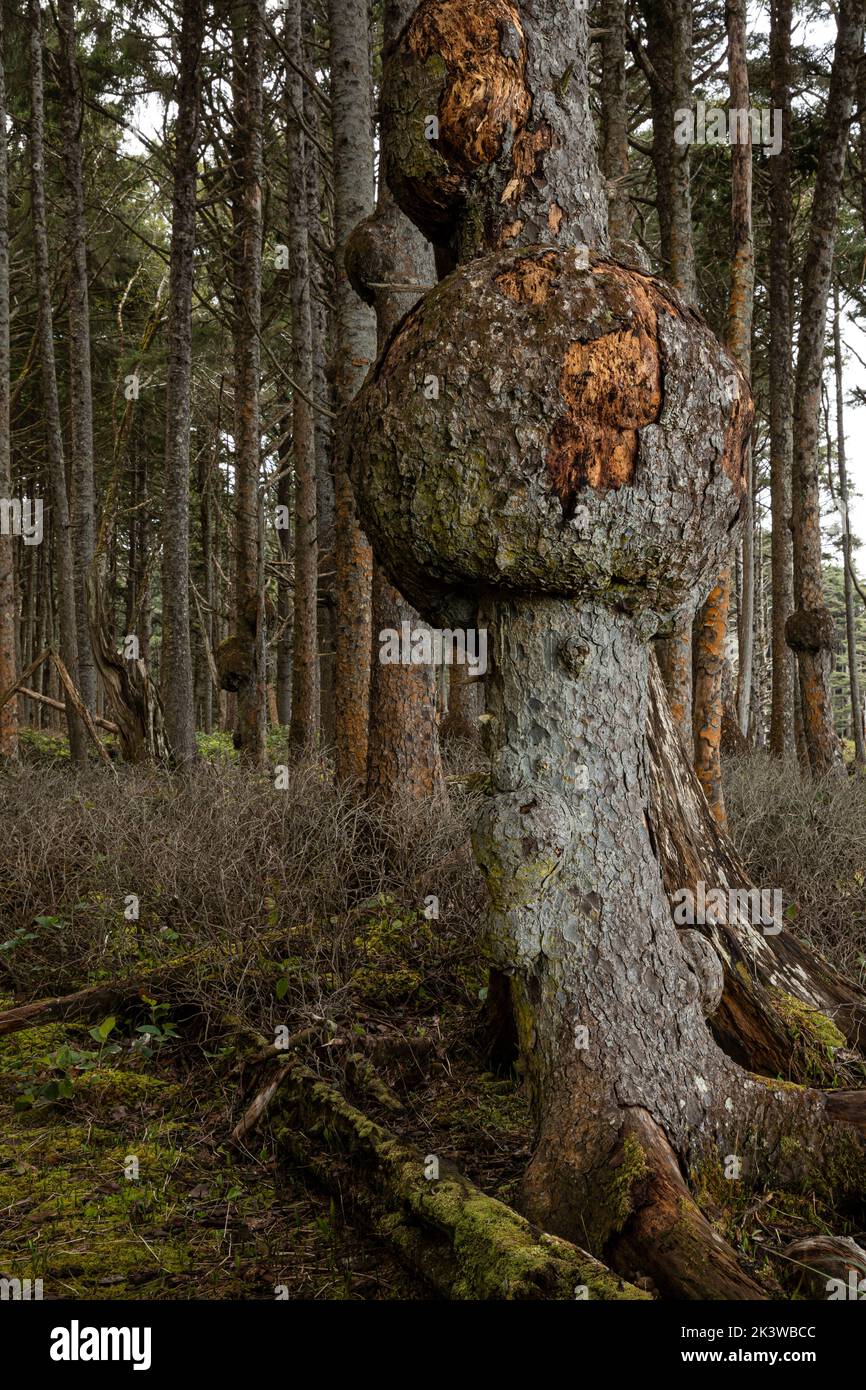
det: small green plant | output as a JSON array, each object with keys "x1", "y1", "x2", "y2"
[
  {"x1": 131, "y1": 999, "x2": 178, "y2": 1058},
  {"x1": 15, "y1": 1018, "x2": 122, "y2": 1109}
]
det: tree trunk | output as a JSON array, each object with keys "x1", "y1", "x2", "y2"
[
  {"x1": 286, "y1": 0, "x2": 319, "y2": 754},
  {"x1": 57, "y1": 0, "x2": 97, "y2": 718},
  {"x1": 832, "y1": 288, "x2": 866, "y2": 766},
  {"x1": 787, "y1": 0, "x2": 863, "y2": 776},
  {"x1": 599, "y1": 0, "x2": 632, "y2": 246},
  {"x1": 28, "y1": 0, "x2": 87, "y2": 766},
  {"x1": 345, "y1": 2, "x2": 443, "y2": 802},
  {"x1": 641, "y1": 0, "x2": 696, "y2": 747},
  {"x1": 161, "y1": 0, "x2": 203, "y2": 767},
  {"x1": 329, "y1": 0, "x2": 376, "y2": 785},
  {"x1": 229, "y1": 0, "x2": 266, "y2": 762},
  {"x1": 641, "y1": 0, "x2": 697, "y2": 303},
  {"x1": 693, "y1": 0, "x2": 754, "y2": 817},
  {"x1": 303, "y1": 18, "x2": 335, "y2": 749},
  {"x1": 0, "y1": 1, "x2": 16, "y2": 761},
  {"x1": 768, "y1": 0, "x2": 795, "y2": 758},
  {"x1": 346, "y1": 0, "x2": 866, "y2": 1297}
]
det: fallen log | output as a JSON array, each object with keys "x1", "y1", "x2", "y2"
[{"x1": 247, "y1": 1057, "x2": 649, "y2": 1301}]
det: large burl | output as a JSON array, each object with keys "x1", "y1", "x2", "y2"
[
  {"x1": 338, "y1": 0, "x2": 844, "y2": 1299},
  {"x1": 348, "y1": 244, "x2": 751, "y2": 631}
]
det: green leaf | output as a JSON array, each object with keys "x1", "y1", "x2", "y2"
[{"x1": 275, "y1": 977, "x2": 289, "y2": 1000}]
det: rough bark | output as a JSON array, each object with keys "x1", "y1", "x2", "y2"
[
  {"x1": 768, "y1": 0, "x2": 795, "y2": 758},
  {"x1": 693, "y1": 0, "x2": 754, "y2": 819},
  {"x1": 640, "y1": 0, "x2": 697, "y2": 743},
  {"x1": 286, "y1": 0, "x2": 319, "y2": 753},
  {"x1": 57, "y1": 0, "x2": 96, "y2": 717},
  {"x1": 28, "y1": 0, "x2": 87, "y2": 766},
  {"x1": 230, "y1": 0, "x2": 266, "y2": 762},
  {"x1": 161, "y1": 0, "x2": 204, "y2": 767},
  {"x1": 832, "y1": 289, "x2": 865, "y2": 765},
  {"x1": 599, "y1": 0, "x2": 632, "y2": 246},
  {"x1": 0, "y1": 1, "x2": 15, "y2": 760},
  {"x1": 329, "y1": 0, "x2": 376, "y2": 784},
  {"x1": 788, "y1": 0, "x2": 864, "y2": 775}
]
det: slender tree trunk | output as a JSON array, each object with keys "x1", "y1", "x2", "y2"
[
  {"x1": 787, "y1": 0, "x2": 864, "y2": 775},
  {"x1": 329, "y1": 0, "x2": 376, "y2": 785},
  {"x1": 642, "y1": 0, "x2": 697, "y2": 303},
  {"x1": 0, "y1": 2, "x2": 16, "y2": 760},
  {"x1": 833, "y1": 288, "x2": 866, "y2": 767},
  {"x1": 345, "y1": 0, "x2": 443, "y2": 802},
  {"x1": 287, "y1": 0, "x2": 319, "y2": 753},
  {"x1": 57, "y1": 0, "x2": 96, "y2": 717},
  {"x1": 642, "y1": 0, "x2": 696, "y2": 749},
  {"x1": 600, "y1": 0, "x2": 632, "y2": 246},
  {"x1": 728, "y1": 0, "x2": 754, "y2": 742},
  {"x1": 28, "y1": 0, "x2": 86, "y2": 765},
  {"x1": 693, "y1": 0, "x2": 753, "y2": 821},
  {"x1": 768, "y1": 0, "x2": 795, "y2": 758},
  {"x1": 303, "y1": 21, "x2": 336, "y2": 748},
  {"x1": 228, "y1": 0, "x2": 266, "y2": 762},
  {"x1": 161, "y1": 0, "x2": 203, "y2": 767}
]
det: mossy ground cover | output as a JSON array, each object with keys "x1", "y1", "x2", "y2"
[{"x1": 0, "y1": 1012, "x2": 421, "y2": 1300}]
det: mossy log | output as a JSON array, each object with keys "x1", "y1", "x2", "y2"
[{"x1": 261, "y1": 1058, "x2": 648, "y2": 1301}]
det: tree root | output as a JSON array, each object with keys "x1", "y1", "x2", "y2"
[
  {"x1": 607, "y1": 1109, "x2": 768, "y2": 1299},
  {"x1": 239, "y1": 1056, "x2": 648, "y2": 1301}
]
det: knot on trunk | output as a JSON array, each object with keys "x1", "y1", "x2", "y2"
[
  {"x1": 346, "y1": 246, "x2": 751, "y2": 627},
  {"x1": 382, "y1": 0, "x2": 531, "y2": 244},
  {"x1": 345, "y1": 201, "x2": 427, "y2": 308},
  {"x1": 785, "y1": 605, "x2": 837, "y2": 654},
  {"x1": 216, "y1": 635, "x2": 252, "y2": 693}
]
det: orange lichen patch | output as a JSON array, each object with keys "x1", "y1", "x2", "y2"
[
  {"x1": 495, "y1": 251, "x2": 559, "y2": 305},
  {"x1": 719, "y1": 373, "x2": 753, "y2": 495},
  {"x1": 409, "y1": 0, "x2": 531, "y2": 174},
  {"x1": 547, "y1": 272, "x2": 662, "y2": 506},
  {"x1": 499, "y1": 218, "x2": 524, "y2": 245},
  {"x1": 548, "y1": 203, "x2": 564, "y2": 236},
  {"x1": 511, "y1": 122, "x2": 553, "y2": 180}
]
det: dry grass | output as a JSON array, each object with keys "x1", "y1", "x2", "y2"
[{"x1": 724, "y1": 754, "x2": 866, "y2": 986}]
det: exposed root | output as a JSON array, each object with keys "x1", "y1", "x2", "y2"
[{"x1": 608, "y1": 1110, "x2": 768, "y2": 1299}]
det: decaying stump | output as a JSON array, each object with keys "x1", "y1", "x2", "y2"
[{"x1": 342, "y1": 0, "x2": 866, "y2": 1297}]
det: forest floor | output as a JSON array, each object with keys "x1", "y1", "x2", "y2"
[{"x1": 2, "y1": 730, "x2": 866, "y2": 1299}]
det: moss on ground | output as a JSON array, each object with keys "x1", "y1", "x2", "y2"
[{"x1": 0, "y1": 1011, "x2": 419, "y2": 1300}]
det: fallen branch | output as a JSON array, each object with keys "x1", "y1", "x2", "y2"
[
  {"x1": 239, "y1": 1058, "x2": 649, "y2": 1301},
  {"x1": 18, "y1": 687, "x2": 119, "y2": 734},
  {"x1": 51, "y1": 652, "x2": 114, "y2": 768}
]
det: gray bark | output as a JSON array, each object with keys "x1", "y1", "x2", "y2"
[
  {"x1": 28, "y1": 0, "x2": 87, "y2": 765},
  {"x1": 161, "y1": 0, "x2": 204, "y2": 766}
]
